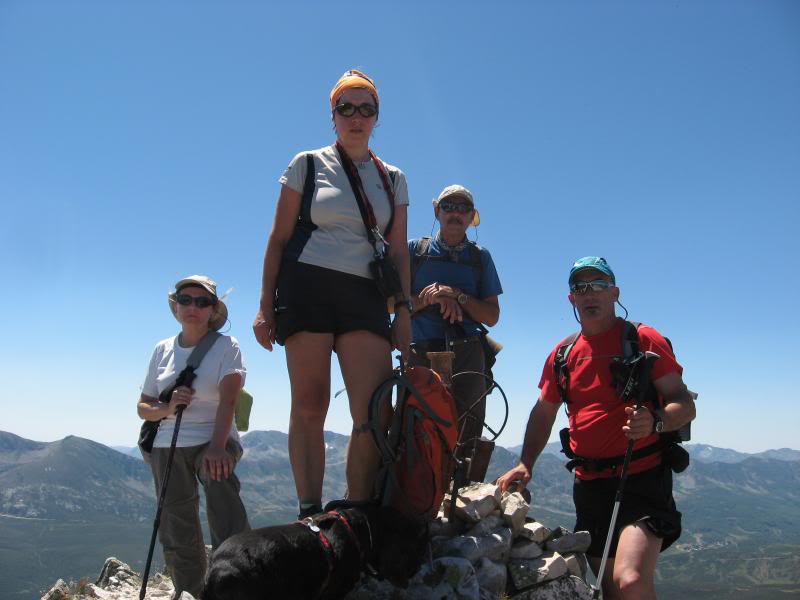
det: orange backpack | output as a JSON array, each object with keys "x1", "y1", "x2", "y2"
[{"x1": 368, "y1": 366, "x2": 459, "y2": 523}]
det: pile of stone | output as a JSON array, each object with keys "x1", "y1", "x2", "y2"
[
  {"x1": 43, "y1": 484, "x2": 593, "y2": 600},
  {"x1": 347, "y1": 483, "x2": 595, "y2": 600},
  {"x1": 41, "y1": 557, "x2": 196, "y2": 600}
]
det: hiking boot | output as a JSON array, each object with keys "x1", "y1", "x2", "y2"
[{"x1": 298, "y1": 504, "x2": 322, "y2": 520}]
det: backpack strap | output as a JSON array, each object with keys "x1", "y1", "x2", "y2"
[
  {"x1": 622, "y1": 320, "x2": 641, "y2": 360},
  {"x1": 186, "y1": 331, "x2": 221, "y2": 369},
  {"x1": 410, "y1": 236, "x2": 433, "y2": 288},
  {"x1": 157, "y1": 331, "x2": 221, "y2": 404},
  {"x1": 283, "y1": 153, "x2": 318, "y2": 261},
  {"x1": 466, "y1": 242, "x2": 484, "y2": 295},
  {"x1": 553, "y1": 332, "x2": 580, "y2": 405}
]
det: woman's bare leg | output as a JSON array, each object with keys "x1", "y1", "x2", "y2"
[
  {"x1": 335, "y1": 330, "x2": 393, "y2": 501},
  {"x1": 285, "y1": 332, "x2": 334, "y2": 506}
]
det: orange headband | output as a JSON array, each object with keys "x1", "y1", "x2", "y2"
[{"x1": 329, "y1": 69, "x2": 379, "y2": 109}]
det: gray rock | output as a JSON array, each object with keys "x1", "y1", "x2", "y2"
[
  {"x1": 96, "y1": 557, "x2": 139, "y2": 589},
  {"x1": 509, "y1": 539, "x2": 544, "y2": 560},
  {"x1": 508, "y1": 552, "x2": 568, "y2": 590},
  {"x1": 519, "y1": 521, "x2": 551, "y2": 544},
  {"x1": 430, "y1": 517, "x2": 463, "y2": 538},
  {"x1": 501, "y1": 492, "x2": 529, "y2": 534},
  {"x1": 481, "y1": 527, "x2": 513, "y2": 562},
  {"x1": 446, "y1": 483, "x2": 502, "y2": 523},
  {"x1": 564, "y1": 552, "x2": 590, "y2": 579},
  {"x1": 433, "y1": 528, "x2": 512, "y2": 564},
  {"x1": 41, "y1": 579, "x2": 69, "y2": 600},
  {"x1": 177, "y1": 593, "x2": 197, "y2": 600},
  {"x1": 432, "y1": 534, "x2": 482, "y2": 563},
  {"x1": 475, "y1": 557, "x2": 507, "y2": 599},
  {"x1": 510, "y1": 574, "x2": 593, "y2": 599},
  {"x1": 344, "y1": 576, "x2": 401, "y2": 600},
  {"x1": 466, "y1": 514, "x2": 506, "y2": 538},
  {"x1": 460, "y1": 482, "x2": 502, "y2": 505},
  {"x1": 406, "y1": 557, "x2": 479, "y2": 600},
  {"x1": 545, "y1": 530, "x2": 591, "y2": 554}
]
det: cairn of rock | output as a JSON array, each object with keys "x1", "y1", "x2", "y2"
[
  {"x1": 41, "y1": 557, "x2": 196, "y2": 600},
  {"x1": 347, "y1": 482, "x2": 594, "y2": 600},
  {"x1": 45, "y1": 488, "x2": 592, "y2": 600}
]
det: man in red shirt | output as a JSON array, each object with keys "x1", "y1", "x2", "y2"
[{"x1": 497, "y1": 257, "x2": 696, "y2": 600}]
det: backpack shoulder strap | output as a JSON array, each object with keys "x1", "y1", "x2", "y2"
[
  {"x1": 622, "y1": 320, "x2": 641, "y2": 361},
  {"x1": 554, "y1": 332, "x2": 580, "y2": 404},
  {"x1": 283, "y1": 153, "x2": 318, "y2": 261},
  {"x1": 466, "y1": 241, "x2": 484, "y2": 295},
  {"x1": 186, "y1": 331, "x2": 222, "y2": 369},
  {"x1": 410, "y1": 236, "x2": 433, "y2": 286}
]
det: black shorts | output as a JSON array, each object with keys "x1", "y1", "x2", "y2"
[
  {"x1": 574, "y1": 465, "x2": 682, "y2": 558},
  {"x1": 274, "y1": 261, "x2": 391, "y2": 346}
]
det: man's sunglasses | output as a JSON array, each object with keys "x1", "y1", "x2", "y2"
[
  {"x1": 175, "y1": 293, "x2": 217, "y2": 308},
  {"x1": 570, "y1": 280, "x2": 615, "y2": 295},
  {"x1": 333, "y1": 102, "x2": 378, "y2": 118},
  {"x1": 438, "y1": 200, "x2": 474, "y2": 214}
]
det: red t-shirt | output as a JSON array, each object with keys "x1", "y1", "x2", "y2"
[{"x1": 539, "y1": 318, "x2": 682, "y2": 480}]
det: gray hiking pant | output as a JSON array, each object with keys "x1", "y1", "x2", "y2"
[
  {"x1": 149, "y1": 438, "x2": 250, "y2": 598},
  {"x1": 409, "y1": 338, "x2": 487, "y2": 469}
]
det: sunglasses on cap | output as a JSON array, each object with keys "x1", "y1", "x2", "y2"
[
  {"x1": 570, "y1": 280, "x2": 615, "y2": 295},
  {"x1": 175, "y1": 293, "x2": 217, "y2": 308},
  {"x1": 333, "y1": 102, "x2": 378, "y2": 118},
  {"x1": 438, "y1": 199, "x2": 474, "y2": 214}
]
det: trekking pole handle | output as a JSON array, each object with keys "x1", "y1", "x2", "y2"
[{"x1": 632, "y1": 352, "x2": 660, "y2": 410}]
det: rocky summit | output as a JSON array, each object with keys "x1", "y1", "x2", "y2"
[{"x1": 44, "y1": 483, "x2": 595, "y2": 600}]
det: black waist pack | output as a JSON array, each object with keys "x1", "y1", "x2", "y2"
[
  {"x1": 370, "y1": 252, "x2": 403, "y2": 299},
  {"x1": 138, "y1": 421, "x2": 160, "y2": 455},
  {"x1": 137, "y1": 365, "x2": 195, "y2": 455}
]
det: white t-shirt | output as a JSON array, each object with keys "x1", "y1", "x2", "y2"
[
  {"x1": 279, "y1": 145, "x2": 410, "y2": 279},
  {"x1": 142, "y1": 334, "x2": 246, "y2": 448}
]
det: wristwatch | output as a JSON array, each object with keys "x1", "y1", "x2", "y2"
[
  {"x1": 394, "y1": 298, "x2": 413, "y2": 313},
  {"x1": 457, "y1": 292, "x2": 469, "y2": 305},
  {"x1": 652, "y1": 412, "x2": 664, "y2": 434}
]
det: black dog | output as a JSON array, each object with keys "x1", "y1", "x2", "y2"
[{"x1": 202, "y1": 504, "x2": 427, "y2": 600}]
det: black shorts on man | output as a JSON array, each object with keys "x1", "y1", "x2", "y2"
[
  {"x1": 573, "y1": 464, "x2": 682, "y2": 558},
  {"x1": 275, "y1": 261, "x2": 390, "y2": 345}
]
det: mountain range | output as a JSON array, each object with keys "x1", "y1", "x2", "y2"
[{"x1": 1, "y1": 430, "x2": 798, "y2": 599}]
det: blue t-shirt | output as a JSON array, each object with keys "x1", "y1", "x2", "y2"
[{"x1": 409, "y1": 237, "x2": 503, "y2": 341}]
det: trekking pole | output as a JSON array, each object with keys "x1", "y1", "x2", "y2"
[
  {"x1": 592, "y1": 351, "x2": 659, "y2": 600},
  {"x1": 139, "y1": 404, "x2": 186, "y2": 600}
]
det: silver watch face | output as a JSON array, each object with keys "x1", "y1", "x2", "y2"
[{"x1": 655, "y1": 419, "x2": 664, "y2": 433}]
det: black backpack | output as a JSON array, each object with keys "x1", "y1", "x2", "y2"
[{"x1": 554, "y1": 320, "x2": 691, "y2": 473}]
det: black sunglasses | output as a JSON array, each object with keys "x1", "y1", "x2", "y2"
[
  {"x1": 438, "y1": 199, "x2": 474, "y2": 214},
  {"x1": 570, "y1": 280, "x2": 615, "y2": 295},
  {"x1": 175, "y1": 293, "x2": 217, "y2": 308},
  {"x1": 333, "y1": 102, "x2": 378, "y2": 118}
]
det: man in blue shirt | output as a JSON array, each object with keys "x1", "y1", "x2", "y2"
[{"x1": 408, "y1": 184, "x2": 503, "y2": 481}]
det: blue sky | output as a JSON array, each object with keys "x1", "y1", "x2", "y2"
[{"x1": 1, "y1": 1, "x2": 797, "y2": 453}]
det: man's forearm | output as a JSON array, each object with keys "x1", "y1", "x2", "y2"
[
  {"x1": 661, "y1": 390, "x2": 696, "y2": 432},
  {"x1": 519, "y1": 400, "x2": 558, "y2": 470},
  {"x1": 460, "y1": 296, "x2": 499, "y2": 327}
]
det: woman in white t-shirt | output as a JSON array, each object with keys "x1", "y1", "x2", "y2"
[
  {"x1": 137, "y1": 275, "x2": 249, "y2": 599},
  {"x1": 252, "y1": 69, "x2": 412, "y2": 518}
]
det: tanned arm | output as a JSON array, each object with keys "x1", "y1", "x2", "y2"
[{"x1": 496, "y1": 399, "x2": 560, "y2": 492}]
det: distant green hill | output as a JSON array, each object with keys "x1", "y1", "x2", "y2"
[{"x1": 1, "y1": 430, "x2": 798, "y2": 599}]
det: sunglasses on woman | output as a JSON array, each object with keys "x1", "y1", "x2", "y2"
[
  {"x1": 176, "y1": 293, "x2": 217, "y2": 308},
  {"x1": 570, "y1": 280, "x2": 615, "y2": 295},
  {"x1": 438, "y1": 199, "x2": 474, "y2": 214},
  {"x1": 333, "y1": 102, "x2": 378, "y2": 118}
]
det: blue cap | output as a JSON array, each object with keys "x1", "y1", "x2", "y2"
[{"x1": 569, "y1": 256, "x2": 615, "y2": 285}]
